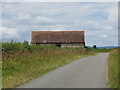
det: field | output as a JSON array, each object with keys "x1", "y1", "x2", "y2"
[
  {"x1": 108, "y1": 48, "x2": 119, "y2": 88},
  {"x1": 2, "y1": 41, "x2": 94, "y2": 88},
  {"x1": 2, "y1": 41, "x2": 114, "y2": 88}
]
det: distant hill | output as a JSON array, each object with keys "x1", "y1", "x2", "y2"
[
  {"x1": 97, "y1": 46, "x2": 118, "y2": 49},
  {"x1": 86, "y1": 46, "x2": 118, "y2": 49}
]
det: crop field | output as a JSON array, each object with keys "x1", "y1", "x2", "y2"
[{"x1": 2, "y1": 41, "x2": 114, "y2": 88}]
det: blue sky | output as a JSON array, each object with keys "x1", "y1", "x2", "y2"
[{"x1": 1, "y1": 2, "x2": 118, "y2": 47}]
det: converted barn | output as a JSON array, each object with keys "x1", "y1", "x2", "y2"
[{"x1": 31, "y1": 31, "x2": 85, "y2": 48}]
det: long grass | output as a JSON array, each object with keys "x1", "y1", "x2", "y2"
[
  {"x1": 2, "y1": 41, "x2": 114, "y2": 88},
  {"x1": 2, "y1": 41, "x2": 96, "y2": 88},
  {"x1": 108, "y1": 49, "x2": 119, "y2": 88},
  {"x1": 0, "y1": 42, "x2": 2, "y2": 89}
]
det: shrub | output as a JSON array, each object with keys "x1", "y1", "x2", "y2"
[{"x1": 93, "y1": 45, "x2": 97, "y2": 48}]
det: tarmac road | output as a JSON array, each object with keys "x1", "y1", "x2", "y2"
[{"x1": 18, "y1": 53, "x2": 109, "y2": 88}]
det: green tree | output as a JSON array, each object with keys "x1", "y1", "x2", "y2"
[{"x1": 93, "y1": 45, "x2": 97, "y2": 49}]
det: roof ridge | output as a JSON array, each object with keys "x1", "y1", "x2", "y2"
[{"x1": 32, "y1": 30, "x2": 84, "y2": 32}]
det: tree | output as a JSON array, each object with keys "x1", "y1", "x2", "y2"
[
  {"x1": 23, "y1": 41, "x2": 29, "y2": 46},
  {"x1": 93, "y1": 45, "x2": 97, "y2": 48},
  {"x1": 23, "y1": 41, "x2": 29, "y2": 50}
]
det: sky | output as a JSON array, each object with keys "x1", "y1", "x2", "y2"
[{"x1": 1, "y1": 2, "x2": 118, "y2": 47}]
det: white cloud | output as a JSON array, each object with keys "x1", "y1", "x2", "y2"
[
  {"x1": 106, "y1": 6, "x2": 118, "y2": 23},
  {"x1": 1, "y1": 27, "x2": 19, "y2": 39},
  {"x1": 105, "y1": 26, "x2": 113, "y2": 30},
  {"x1": 1, "y1": 2, "x2": 118, "y2": 46},
  {"x1": 100, "y1": 34, "x2": 108, "y2": 38},
  {"x1": 35, "y1": 16, "x2": 55, "y2": 23},
  {"x1": 15, "y1": 14, "x2": 31, "y2": 21}
]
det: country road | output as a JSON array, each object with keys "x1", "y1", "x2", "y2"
[{"x1": 18, "y1": 53, "x2": 109, "y2": 88}]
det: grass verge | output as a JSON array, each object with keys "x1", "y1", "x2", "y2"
[
  {"x1": 2, "y1": 47, "x2": 96, "y2": 88},
  {"x1": 2, "y1": 41, "x2": 114, "y2": 88},
  {"x1": 108, "y1": 49, "x2": 119, "y2": 88}
]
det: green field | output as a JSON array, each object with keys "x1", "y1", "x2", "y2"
[
  {"x1": 2, "y1": 41, "x2": 94, "y2": 88},
  {"x1": 108, "y1": 49, "x2": 119, "y2": 88},
  {"x1": 2, "y1": 41, "x2": 114, "y2": 88}
]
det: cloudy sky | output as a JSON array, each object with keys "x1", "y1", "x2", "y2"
[{"x1": 1, "y1": 2, "x2": 118, "y2": 46}]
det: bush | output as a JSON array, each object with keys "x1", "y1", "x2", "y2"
[
  {"x1": 2, "y1": 41, "x2": 59, "y2": 53},
  {"x1": 93, "y1": 45, "x2": 97, "y2": 49}
]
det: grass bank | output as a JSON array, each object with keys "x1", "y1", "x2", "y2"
[
  {"x1": 2, "y1": 42, "x2": 97, "y2": 88},
  {"x1": 2, "y1": 41, "x2": 114, "y2": 88},
  {"x1": 108, "y1": 48, "x2": 119, "y2": 88}
]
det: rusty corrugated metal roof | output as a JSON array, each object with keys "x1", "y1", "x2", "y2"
[{"x1": 31, "y1": 31, "x2": 85, "y2": 43}]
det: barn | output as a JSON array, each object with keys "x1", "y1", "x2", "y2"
[{"x1": 31, "y1": 31, "x2": 85, "y2": 48}]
